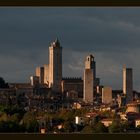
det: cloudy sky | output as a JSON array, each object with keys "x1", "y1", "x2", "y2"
[{"x1": 0, "y1": 7, "x2": 140, "y2": 90}]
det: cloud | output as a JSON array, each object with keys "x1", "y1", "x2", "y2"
[
  {"x1": 0, "y1": 7, "x2": 140, "y2": 91},
  {"x1": 68, "y1": 64, "x2": 83, "y2": 71}
]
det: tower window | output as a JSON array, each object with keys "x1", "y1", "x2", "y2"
[{"x1": 88, "y1": 57, "x2": 89, "y2": 61}]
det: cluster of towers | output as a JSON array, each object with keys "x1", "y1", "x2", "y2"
[
  {"x1": 83, "y1": 55, "x2": 133, "y2": 104},
  {"x1": 30, "y1": 38, "x2": 134, "y2": 105},
  {"x1": 31, "y1": 38, "x2": 62, "y2": 92}
]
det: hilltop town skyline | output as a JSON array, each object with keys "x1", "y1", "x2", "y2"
[
  {"x1": 1, "y1": 7, "x2": 140, "y2": 91},
  {"x1": 0, "y1": 7, "x2": 140, "y2": 134}
]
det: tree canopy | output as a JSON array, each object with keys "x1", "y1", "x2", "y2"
[{"x1": 0, "y1": 77, "x2": 9, "y2": 88}]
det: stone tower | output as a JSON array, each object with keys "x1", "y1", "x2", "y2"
[
  {"x1": 36, "y1": 66, "x2": 44, "y2": 84},
  {"x1": 49, "y1": 38, "x2": 62, "y2": 92},
  {"x1": 123, "y1": 66, "x2": 133, "y2": 103},
  {"x1": 85, "y1": 54, "x2": 96, "y2": 78},
  {"x1": 83, "y1": 55, "x2": 96, "y2": 103}
]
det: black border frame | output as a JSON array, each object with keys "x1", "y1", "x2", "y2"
[{"x1": 0, "y1": 1, "x2": 140, "y2": 140}]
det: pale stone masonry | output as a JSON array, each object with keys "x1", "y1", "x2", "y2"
[
  {"x1": 102, "y1": 86, "x2": 112, "y2": 104},
  {"x1": 84, "y1": 69, "x2": 94, "y2": 103},
  {"x1": 30, "y1": 76, "x2": 39, "y2": 86},
  {"x1": 35, "y1": 38, "x2": 62, "y2": 92},
  {"x1": 61, "y1": 78, "x2": 83, "y2": 98},
  {"x1": 49, "y1": 38, "x2": 62, "y2": 92},
  {"x1": 35, "y1": 39, "x2": 84, "y2": 94},
  {"x1": 44, "y1": 64, "x2": 49, "y2": 85},
  {"x1": 35, "y1": 67, "x2": 40, "y2": 77},
  {"x1": 83, "y1": 55, "x2": 95, "y2": 103},
  {"x1": 85, "y1": 54, "x2": 96, "y2": 78},
  {"x1": 35, "y1": 66, "x2": 44, "y2": 84}
]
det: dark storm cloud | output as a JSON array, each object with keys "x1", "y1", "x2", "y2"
[
  {"x1": 1, "y1": 7, "x2": 140, "y2": 52},
  {"x1": 0, "y1": 7, "x2": 140, "y2": 90}
]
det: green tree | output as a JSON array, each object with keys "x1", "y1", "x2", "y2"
[
  {"x1": 74, "y1": 108, "x2": 89, "y2": 116},
  {"x1": 101, "y1": 110, "x2": 115, "y2": 118},
  {"x1": 57, "y1": 109, "x2": 74, "y2": 121},
  {"x1": 10, "y1": 113, "x2": 21, "y2": 123},
  {"x1": 0, "y1": 112, "x2": 9, "y2": 121},
  {"x1": 0, "y1": 121, "x2": 22, "y2": 133},
  {"x1": 120, "y1": 106, "x2": 127, "y2": 113},
  {"x1": 108, "y1": 120, "x2": 122, "y2": 133},
  {"x1": 81, "y1": 125, "x2": 93, "y2": 134},
  {"x1": 21, "y1": 112, "x2": 39, "y2": 133},
  {"x1": 93, "y1": 122, "x2": 108, "y2": 133},
  {"x1": 0, "y1": 77, "x2": 9, "y2": 88},
  {"x1": 63, "y1": 121, "x2": 74, "y2": 133},
  {"x1": 120, "y1": 121, "x2": 130, "y2": 132}
]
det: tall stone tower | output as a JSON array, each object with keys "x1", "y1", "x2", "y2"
[
  {"x1": 35, "y1": 66, "x2": 44, "y2": 84},
  {"x1": 123, "y1": 66, "x2": 133, "y2": 103},
  {"x1": 83, "y1": 55, "x2": 96, "y2": 103},
  {"x1": 49, "y1": 38, "x2": 62, "y2": 92}
]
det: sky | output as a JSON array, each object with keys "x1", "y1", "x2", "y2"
[{"x1": 0, "y1": 7, "x2": 140, "y2": 91}]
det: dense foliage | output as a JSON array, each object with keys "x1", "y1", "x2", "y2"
[{"x1": 0, "y1": 104, "x2": 134, "y2": 133}]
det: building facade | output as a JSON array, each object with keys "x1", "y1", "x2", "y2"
[
  {"x1": 102, "y1": 86, "x2": 112, "y2": 104},
  {"x1": 75, "y1": 116, "x2": 84, "y2": 125},
  {"x1": 30, "y1": 76, "x2": 39, "y2": 86},
  {"x1": 61, "y1": 77, "x2": 83, "y2": 98},
  {"x1": 44, "y1": 64, "x2": 49, "y2": 85},
  {"x1": 126, "y1": 102, "x2": 140, "y2": 113},
  {"x1": 83, "y1": 55, "x2": 95, "y2": 103},
  {"x1": 101, "y1": 119, "x2": 113, "y2": 127},
  {"x1": 36, "y1": 66, "x2": 44, "y2": 84},
  {"x1": 123, "y1": 66, "x2": 133, "y2": 103},
  {"x1": 35, "y1": 38, "x2": 62, "y2": 92},
  {"x1": 49, "y1": 38, "x2": 62, "y2": 92},
  {"x1": 135, "y1": 119, "x2": 140, "y2": 127}
]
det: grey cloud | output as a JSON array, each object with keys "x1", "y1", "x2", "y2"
[
  {"x1": 0, "y1": 7, "x2": 140, "y2": 91},
  {"x1": 1, "y1": 7, "x2": 140, "y2": 52}
]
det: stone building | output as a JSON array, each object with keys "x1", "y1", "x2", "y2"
[
  {"x1": 61, "y1": 77, "x2": 83, "y2": 98},
  {"x1": 49, "y1": 38, "x2": 62, "y2": 92},
  {"x1": 9, "y1": 83, "x2": 34, "y2": 96},
  {"x1": 83, "y1": 55, "x2": 95, "y2": 103},
  {"x1": 44, "y1": 64, "x2": 49, "y2": 85},
  {"x1": 135, "y1": 119, "x2": 140, "y2": 127},
  {"x1": 0, "y1": 88, "x2": 17, "y2": 106},
  {"x1": 35, "y1": 38, "x2": 62, "y2": 92},
  {"x1": 101, "y1": 119, "x2": 113, "y2": 127},
  {"x1": 102, "y1": 86, "x2": 112, "y2": 104},
  {"x1": 34, "y1": 38, "x2": 83, "y2": 95},
  {"x1": 75, "y1": 116, "x2": 84, "y2": 125},
  {"x1": 34, "y1": 39, "x2": 101, "y2": 99},
  {"x1": 30, "y1": 76, "x2": 39, "y2": 86},
  {"x1": 123, "y1": 66, "x2": 133, "y2": 103},
  {"x1": 126, "y1": 102, "x2": 140, "y2": 113},
  {"x1": 36, "y1": 66, "x2": 44, "y2": 84}
]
